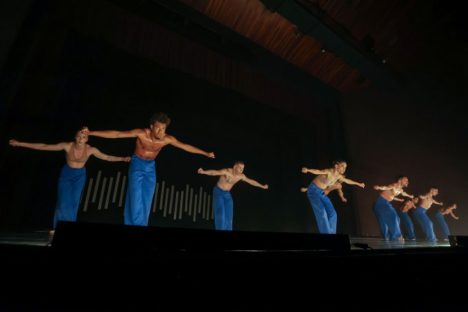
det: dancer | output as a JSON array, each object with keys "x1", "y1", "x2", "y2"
[
  {"x1": 413, "y1": 188, "x2": 443, "y2": 242},
  {"x1": 398, "y1": 197, "x2": 419, "y2": 241},
  {"x1": 197, "y1": 161, "x2": 268, "y2": 231},
  {"x1": 9, "y1": 128, "x2": 130, "y2": 231},
  {"x1": 301, "y1": 161, "x2": 365, "y2": 234},
  {"x1": 85, "y1": 112, "x2": 215, "y2": 226},
  {"x1": 373, "y1": 176, "x2": 413, "y2": 241},
  {"x1": 434, "y1": 203, "x2": 458, "y2": 241}
]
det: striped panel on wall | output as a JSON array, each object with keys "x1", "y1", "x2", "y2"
[{"x1": 81, "y1": 170, "x2": 213, "y2": 221}]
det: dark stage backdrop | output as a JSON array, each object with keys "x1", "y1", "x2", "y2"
[{"x1": 1, "y1": 32, "x2": 346, "y2": 234}]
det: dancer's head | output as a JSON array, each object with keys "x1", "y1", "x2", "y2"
[
  {"x1": 150, "y1": 112, "x2": 171, "y2": 139},
  {"x1": 233, "y1": 161, "x2": 245, "y2": 174},
  {"x1": 396, "y1": 176, "x2": 409, "y2": 187},
  {"x1": 333, "y1": 160, "x2": 347, "y2": 174},
  {"x1": 75, "y1": 127, "x2": 89, "y2": 145},
  {"x1": 430, "y1": 188, "x2": 439, "y2": 196}
]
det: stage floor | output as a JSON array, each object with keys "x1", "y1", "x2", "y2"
[
  {"x1": 0, "y1": 229, "x2": 465, "y2": 310},
  {"x1": 0, "y1": 230, "x2": 451, "y2": 250}
]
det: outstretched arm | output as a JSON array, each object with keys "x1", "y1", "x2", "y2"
[
  {"x1": 374, "y1": 184, "x2": 393, "y2": 191},
  {"x1": 86, "y1": 128, "x2": 142, "y2": 139},
  {"x1": 449, "y1": 210, "x2": 459, "y2": 220},
  {"x1": 170, "y1": 137, "x2": 215, "y2": 158},
  {"x1": 433, "y1": 199, "x2": 444, "y2": 206},
  {"x1": 91, "y1": 148, "x2": 131, "y2": 162},
  {"x1": 301, "y1": 167, "x2": 329, "y2": 175},
  {"x1": 197, "y1": 168, "x2": 227, "y2": 176},
  {"x1": 393, "y1": 197, "x2": 405, "y2": 202},
  {"x1": 340, "y1": 177, "x2": 365, "y2": 188},
  {"x1": 448, "y1": 209, "x2": 459, "y2": 220},
  {"x1": 401, "y1": 191, "x2": 414, "y2": 199},
  {"x1": 242, "y1": 175, "x2": 268, "y2": 190},
  {"x1": 9, "y1": 139, "x2": 67, "y2": 152}
]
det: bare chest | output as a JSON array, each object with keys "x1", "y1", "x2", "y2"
[
  {"x1": 137, "y1": 137, "x2": 165, "y2": 152},
  {"x1": 222, "y1": 174, "x2": 242, "y2": 185},
  {"x1": 67, "y1": 145, "x2": 89, "y2": 162}
]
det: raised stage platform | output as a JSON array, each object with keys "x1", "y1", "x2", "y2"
[{"x1": 1, "y1": 223, "x2": 467, "y2": 311}]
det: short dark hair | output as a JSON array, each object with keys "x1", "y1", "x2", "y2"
[
  {"x1": 150, "y1": 112, "x2": 171, "y2": 126},
  {"x1": 396, "y1": 175, "x2": 407, "y2": 181},
  {"x1": 234, "y1": 161, "x2": 245, "y2": 166},
  {"x1": 333, "y1": 160, "x2": 346, "y2": 166}
]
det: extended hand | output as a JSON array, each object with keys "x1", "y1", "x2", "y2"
[
  {"x1": 360, "y1": 183, "x2": 365, "y2": 188},
  {"x1": 263, "y1": 184, "x2": 269, "y2": 190},
  {"x1": 300, "y1": 187, "x2": 308, "y2": 193},
  {"x1": 9, "y1": 139, "x2": 19, "y2": 147},
  {"x1": 301, "y1": 167, "x2": 308, "y2": 173},
  {"x1": 123, "y1": 156, "x2": 131, "y2": 162},
  {"x1": 197, "y1": 168, "x2": 204, "y2": 174},
  {"x1": 206, "y1": 152, "x2": 215, "y2": 159}
]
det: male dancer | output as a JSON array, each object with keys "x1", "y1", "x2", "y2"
[
  {"x1": 373, "y1": 176, "x2": 413, "y2": 241},
  {"x1": 197, "y1": 161, "x2": 268, "y2": 231},
  {"x1": 434, "y1": 203, "x2": 458, "y2": 241},
  {"x1": 9, "y1": 128, "x2": 130, "y2": 231},
  {"x1": 85, "y1": 112, "x2": 215, "y2": 226},
  {"x1": 413, "y1": 188, "x2": 443, "y2": 242},
  {"x1": 301, "y1": 161, "x2": 365, "y2": 234},
  {"x1": 397, "y1": 197, "x2": 419, "y2": 241}
]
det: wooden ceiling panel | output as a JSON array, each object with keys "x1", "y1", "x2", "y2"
[
  {"x1": 180, "y1": 0, "x2": 366, "y2": 92},
  {"x1": 178, "y1": 0, "x2": 454, "y2": 93}
]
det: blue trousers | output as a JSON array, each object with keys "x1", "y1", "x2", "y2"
[
  {"x1": 373, "y1": 196, "x2": 401, "y2": 240},
  {"x1": 398, "y1": 211, "x2": 416, "y2": 240},
  {"x1": 213, "y1": 186, "x2": 233, "y2": 231},
  {"x1": 413, "y1": 207, "x2": 436, "y2": 241},
  {"x1": 434, "y1": 211, "x2": 450, "y2": 239},
  {"x1": 124, "y1": 155, "x2": 156, "y2": 226},
  {"x1": 53, "y1": 165, "x2": 86, "y2": 228},
  {"x1": 307, "y1": 183, "x2": 337, "y2": 234}
]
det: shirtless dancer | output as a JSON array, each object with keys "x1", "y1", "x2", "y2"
[
  {"x1": 301, "y1": 161, "x2": 365, "y2": 234},
  {"x1": 434, "y1": 203, "x2": 458, "y2": 241},
  {"x1": 9, "y1": 128, "x2": 130, "y2": 231},
  {"x1": 413, "y1": 188, "x2": 443, "y2": 242},
  {"x1": 85, "y1": 113, "x2": 215, "y2": 226},
  {"x1": 397, "y1": 197, "x2": 419, "y2": 240},
  {"x1": 373, "y1": 176, "x2": 413, "y2": 241},
  {"x1": 198, "y1": 161, "x2": 268, "y2": 231}
]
